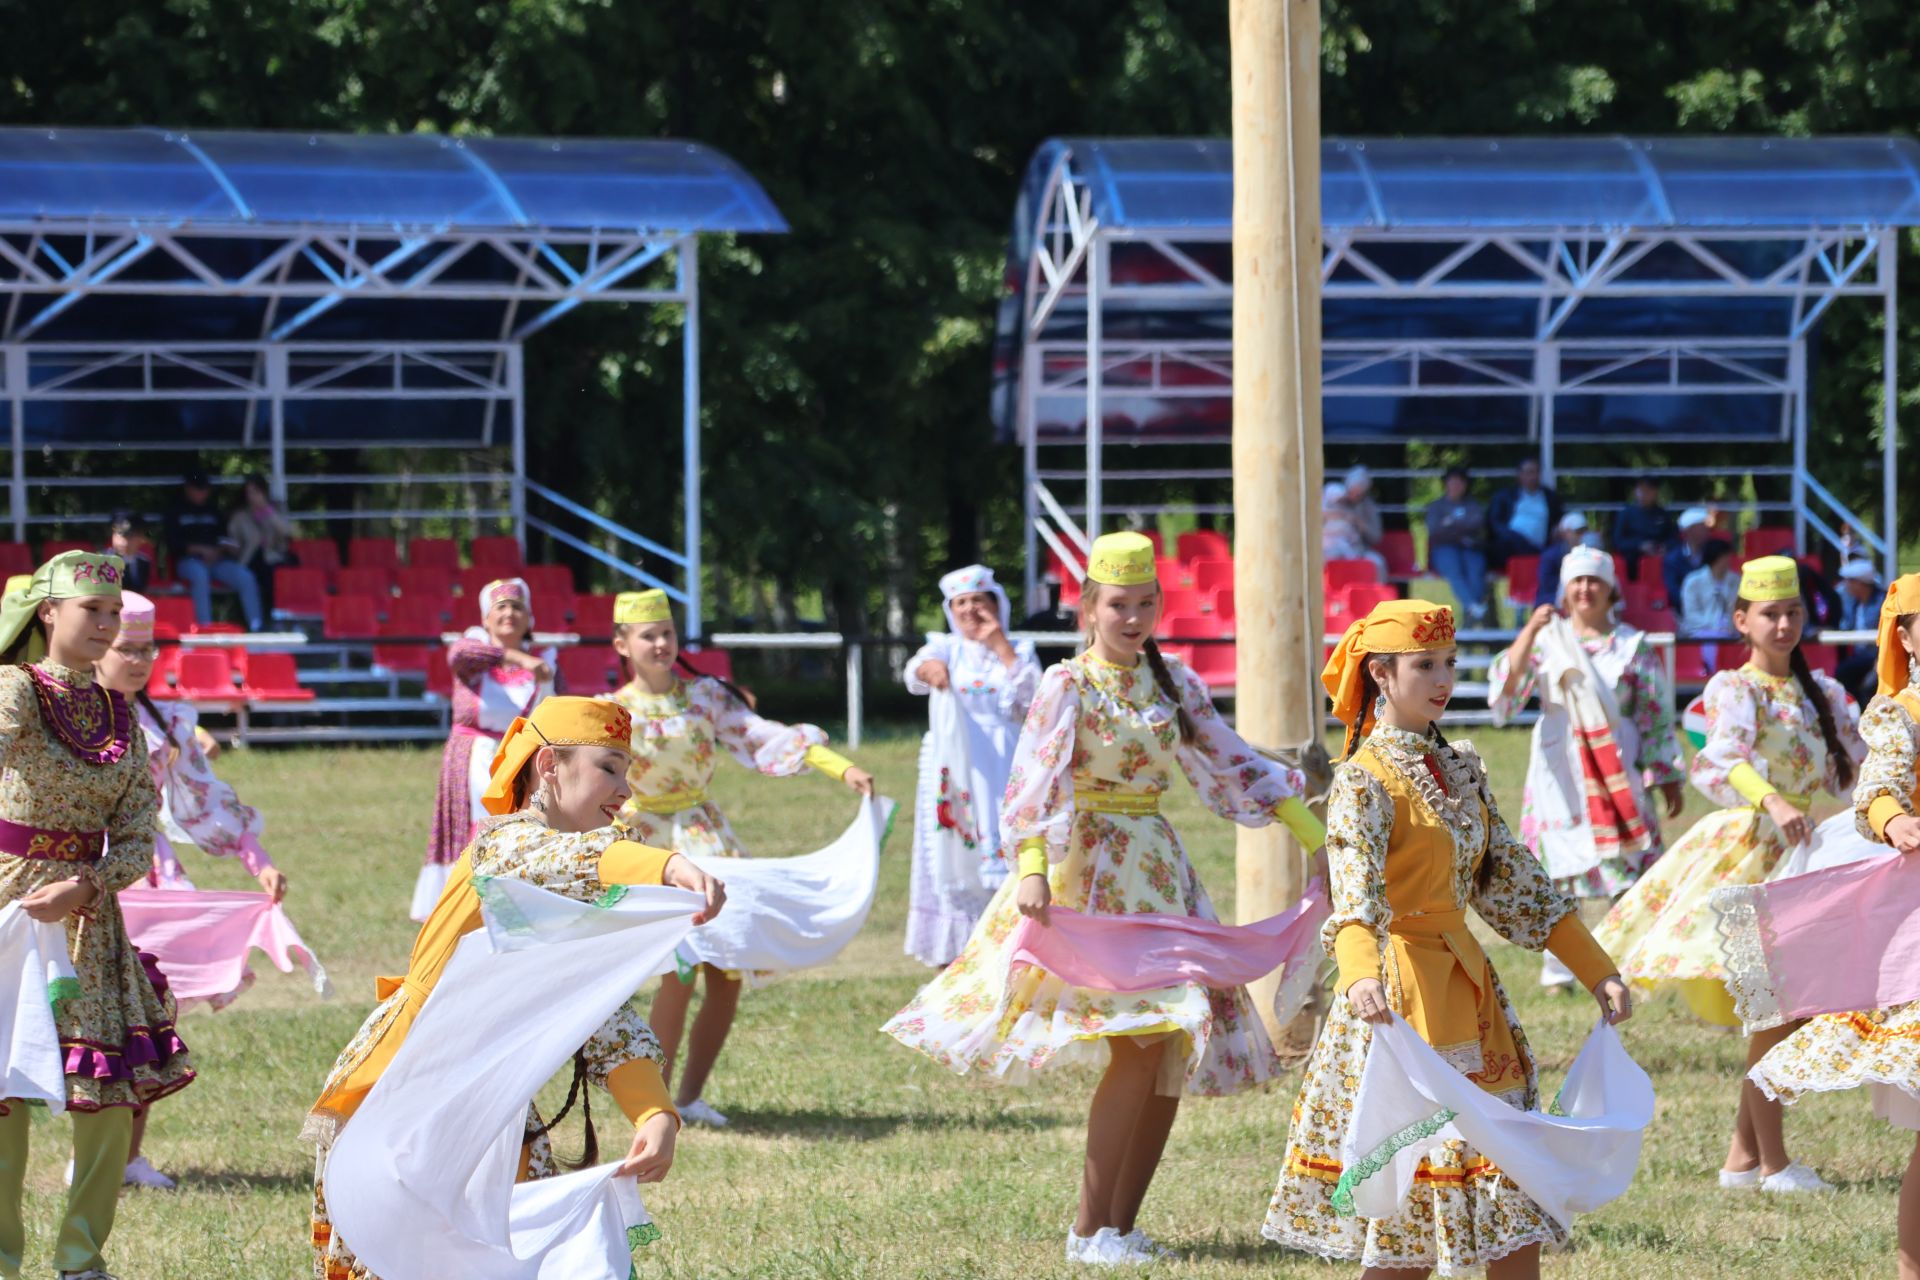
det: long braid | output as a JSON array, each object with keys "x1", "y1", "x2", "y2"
[
  {"x1": 135, "y1": 688, "x2": 186, "y2": 751},
  {"x1": 674, "y1": 653, "x2": 757, "y2": 712},
  {"x1": 1141, "y1": 639, "x2": 1197, "y2": 745},
  {"x1": 1341, "y1": 664, "x2": 1380, "y2": 761},
  {"x1": 1788, "y1": 642, "x2": 1854, "y2": 791},
  {"x1": 522, "y1": 1050, "x2": 598, "y2": 1169}
]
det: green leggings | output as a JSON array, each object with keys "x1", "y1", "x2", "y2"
[{"x1": 0, "y1": 1104, "x2": 132, "y2": 1278}]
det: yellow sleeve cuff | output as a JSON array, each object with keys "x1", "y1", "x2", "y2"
[
  {"x1": 606, "y1": 1058, "x2": 678, "y2": 1131},
  {"x1": 804, "y1": 744, "x2": 855, "y2": 782},
  {"x1": 596, "y1": 839, "x2": 676, "y2": 886},
  {"x1": 1017, "y1": 838, "x2": 1049, "y2": 879},
  {"x1": 1333, "y1": 922, "x2": 1382, "y2": 995},
  {"x1": 1728, "y1": 762, "x2": 1778, "y2": 807},
  {"x1": 1868, "y1": 795, "x2": 1910, "y2": 841},
  {"x1": 1546, "y1": 915, "x2": 1619, "y2": 992},
  {"x1": 1276, "y1": 796, "x2": 1327, "y2": 850}
]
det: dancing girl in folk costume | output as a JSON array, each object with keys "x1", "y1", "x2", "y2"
[
  {"x1": 885, "y1": 533, "x2": 1326, "y2": 1267},
  {"x1": 417, "y1": 578, "x2": 556, "y2": 921},
  {"x1": 902, "y1": 564, "x2": 1042, "y2": 965},
  {"x1": 1263, "y1": 599, "x2": 1631, "y2": 1278},
  {"x1": 602, "y1": 589, "x2": 873, "y2": 1129},
  {"x1": 1488, "y1": 545, "x2": 1684, "y2": 989},
  {"x1": 0, "y1": 553, "x2": 194, "y2": 1280},
  {"x1": 305, "y1": 697, "x2": 724, "y2": 1280},
  {"x1": 1595, "y1": 556, "x2": 1863, "y2": 1193},
  {"x1": 1719, "y1": 572, "x2": 1920, "y2": 1278}
]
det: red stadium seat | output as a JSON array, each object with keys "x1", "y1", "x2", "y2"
[
  {"x1": 1156, "y1": 557, "x2": 1191, "y2": 590},
  {"x1": 383, "y1": 596, "x2": 445, "y2": 640},
  {"x1": 424, "y1": 651, "x2": 454, "y2": 698},
  {"x1": 373, "y1": 642, "x2": 434, "y2": 674},
  {"x1": 1620, "y1": 582, "x2": 1671, "y2": 632},
  {"x1": 151, "y1": 596, "x2": 196, "y2": 641},
  {"x1": 1177, "y1": 529, "x2": 1230, "y2": 563},
  {"x1": 240, "y1": 652, "x2": 315, "y2": 701},
  {"x1": 175, "y1": 650, "x2": 241, "y2": 701},
  {"x1": 395, "y1": 566, "x2": 456, "y2": 599},
  {"x1": 273, "y1": 568, "x2": 328, "y2": 619},
  {"x1": 407, "y1": 537, "x2": 461, "y2": 570},
  {"x1": 1165, "y1": 611, "x2": 1230, "y2": 640},
  {"x1": 290, "y1": 538, "x2": 341, "y2": 575},
  {"x1": 1191, "y1": 558, "x2": 1234, "y2": 597},
  {"x1": 348, "y1": 537, "x2": 400, "y2": 571},
  {"x1": 1504, "y1": 555, "x2": 1541, "y2": 605},
  {"x1": 0, "y1": 543, "x2": 32, "y2": 577},
  {"x1": 1800, "y1": 642, "x2": 1839, "y2": 676},
  {"x1": 147, "y1": 648, "x2": 182, "y2": 700},
  {"x1": 1334, "y1": 582, "x2": 1399, "y2": 621},
  {"x1": 1378, "y1": 530, "x2": 1419, "y2": 578},
  {"x1": 572, "y1": 593, "x2": 617, "y2": 640},
  {"x1": 1673, "y1": 644, "x2": 1714, "y2": 683},
  {"x1": 1212, "y1": 588, "x2": 1235, "y2": 622},
  {"x1": 470, "y1": 536, "x2": 523, "y2": 572},
  {"x1": 679, "y1": 646, "x2": 734, "y2": 682},
  {"x1": 1743, "y1": 526, "x2": 1797, "y2": 560},
  {"x1": 187, "y1": 623, "x2": 243, "y2": 636},
  {"x1": 558, "y1": 646, "x2": 621, "y2": 694},
  {"x1": 1160, "y1": 587, "x2": 1205, "y2": 620},
  {"x1": 1637, "y1": 554, "x2": 1665, "y2": 586},
  {"x1": 1325, "y1": 559, "x2": 1380, "y2": 592},
  {"x1": 523, "y1": 563, "x2": 575, "y2": 596},
  {"x1": 323, "y1": 595, "x2": 380, "y2": 640},
  {"x1": 1183, "y1": 640, "x2": 1237, "y2": 689},
  {"x1": 334, "y1": 567, "x2": 393, "y2": 600},
  {"x1": 38, "y1": 540, "x2": 91, "y2": 560}
]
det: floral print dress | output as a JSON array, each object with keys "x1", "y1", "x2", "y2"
[
  {"x1": 602, "y1": 674, "x2": 830, "y2": 860},
  {"x1": 1263, "y1": 724, "x2": 1604, "y2": 1274},
  {"x1": 138, "y1": 699, "x2": 272, "y2": 889},
  {"x1": 882, "y1": 651, "x2": 1309, "y2": 1098},
  {"x1": 0, "y1": 660, "x2": 193, "y2": 1110},
  {"x1": 1751, "y1": 687, "x2": 1920, "y2": 1130},
  {"x1": 309, "y1": 813, "x2": 668, "y2": 1280},
  {"x1": 1594, "y1": 664, "x2": 1864, "y2": 1026},
  {"x1": 1487, "y1": 624, "x2": 1684, "y2": 898}
]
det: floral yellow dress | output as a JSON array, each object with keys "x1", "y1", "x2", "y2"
[
  {"x1": 882, "y1": 650, "x2": 1314, "y2": 1098},
  {"x1": 1750, "y1": 685, "x2": 1920, "y2": 1129},
  {"x1": 1262, "y1": 723, "x2": 1617, "y2": 1274},
  {"x1": 1595, "y1": 664, "x2": 1864, "y2": 1025},
  {"x1": 603, "y1": 674, "x2": 848, "y2": 860},
  {"x1": 307, "y1": 813, "x2": 676, "y2": 1280},
  {"x1": 0, "y1": 659, "x2": 193, "y2": 1111}
]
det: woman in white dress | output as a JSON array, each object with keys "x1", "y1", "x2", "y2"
[{"x1": 902, "y1": 565, "x2": 1042, "y2": 966}]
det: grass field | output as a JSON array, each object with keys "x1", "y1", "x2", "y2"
[{"x1": 29, "y1": 727, "x2": 1902, "y2": 1278}]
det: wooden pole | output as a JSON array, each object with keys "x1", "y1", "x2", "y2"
[{"x1": 1231, "y1": 0, "x2": 1323, "y2": 1038}]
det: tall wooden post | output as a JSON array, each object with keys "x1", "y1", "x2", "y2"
[{"x1": 1231, "y1": 0, "x2": 1323, "y2": 1036}]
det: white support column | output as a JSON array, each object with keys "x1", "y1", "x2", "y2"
[
  {"x1": 1884, "y1": 237, "x2": 1900, "y2": 580},
  {"x1": 5, "y1": 348, "x2": 23, "y2": 543},
  {"x1": 266, "y1": 345, "x2": 289, "y2": 503},
  {"x1": 1085, "y1": 237, "x2": 1105, "y2": 538},
  {"x1": 845, "y1": 641, "x2": 863, "y2": 750},
  {"x1": 1789, "y1": 340, "x2": 1807, "y2": 552},
  {"x1": 507, "y1": 344, "x2": 527, "y2": 554},
  {"x1": 1538, "y1": 345, "x2": 1558, "y2": 484},
  {"x1": 1023, "y1": 341, "x2": 1041, "y2": 612},
  {"x1": 682, "y1": 238, "x2": 704, "y2": 641}
]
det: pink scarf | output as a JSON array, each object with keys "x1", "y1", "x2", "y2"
[
  {"x1": 120, "y1": 888, "x2": 331, "y2": 1010},
  {"x1": 1715, "y1": 851, "x2": 1920, "y2": 1031},
  {"x1": 1004, "y1": 880, "x2": 1329, "y2": 996}
]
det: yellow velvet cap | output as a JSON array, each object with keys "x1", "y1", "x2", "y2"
[
  {"x1": 1876, "y1": 573, "x2": 1920, "y2": 697},
  {"x1": 1321, "y1": 599, "x2": 1456, "y2": 754},
  {"x1": 1085, "y1": 532, "x2": 1157, "y2": 587},
  {"x1": 1738, "y1": 555, "x2": 1800, "y2": 602},
  {"x1": 480, "y1": 696, "x2": 635, "y2": 816},
  {"x1": 614, "y1": 590, "x2": 672, "y2": 625}
]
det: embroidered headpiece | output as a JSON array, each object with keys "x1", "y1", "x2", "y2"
[
  {"x1": 1738, "y1": 554, "x2": 1800, "y2": 603},
  {"x1": 613, "y1": 590, "x2": 673, "y2": 625},
  {"x1": 1084, "y1": 532, "x2": 1156, "y2": 587},
  {"x1": 938, "y1": 564, "x2": 1011, "y2": 635},
  {"x1": 117, "y1": 591, "x2": 156, "y2": 646},
  {"x1": 480, "y1": 696, "x2": 635, "y2": 815},
  {"x1": 0, "y1": 551, "x2": 127, "y2": 664},
  {"x1": 1321, "y1": 598, "x2": 1456, "y2": 755}
]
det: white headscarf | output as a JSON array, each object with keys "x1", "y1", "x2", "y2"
[
  {"x1": 938, "y1": 565, "x2": 1011, "y2": 634},
  {"x1": 1557, "y1": 544, "x2": 1617, "y2": 602}
]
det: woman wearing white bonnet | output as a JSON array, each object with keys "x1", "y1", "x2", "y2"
[
  {"x1": 902, "y1": 565, "x2": 1042, "y2": 965},
  {"x1": 1489, "y1": 542, "x2": 1686, "y2": 988}
]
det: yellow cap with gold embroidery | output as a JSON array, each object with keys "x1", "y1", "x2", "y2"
[
  {"x1": 1738, "y1": 555, "x2": 1800, "y2": 603},
  {"x1": 614, "y1": 590, "x2": 672, "y2": 625},
  {"x1": 1084, "y1": 532, "x2": 1157, "y2": 587}
]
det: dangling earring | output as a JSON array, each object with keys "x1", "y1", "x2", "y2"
[
  {"x1": 529, "y1": 779, "x2": 555, "y2": 812},
  {"x1": 1372, "y1": 693, "x2": 1388, "y2": 722}
]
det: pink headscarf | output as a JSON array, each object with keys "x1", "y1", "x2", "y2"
[
  {"x1": 118, "y1": 590, "x2": 156, "y2": 645},
  {"x1": 478, "y1": 577, "x2": 532, "y2": 627}
]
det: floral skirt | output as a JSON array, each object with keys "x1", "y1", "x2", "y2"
[
  {"x1": 1753, "y1": 1002, "x2": 1920, "y2": 1131},
  {"x1": 1593, "y1": 806, "x2": 1784, "y2": 1027},
  {"x1": 59, "y1": 901, "x2": 194, "y2": 1111},
  {"x1": 881, "y1": 812, "x2": 1279, "y2": 1098},
  {"x1": 1262, "y1": 979, "x2": 1564, "y2": 1273}
]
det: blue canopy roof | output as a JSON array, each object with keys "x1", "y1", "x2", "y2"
[
  {"x1": 1036, "y1": 136, "x2": 1920, "y2": 231},
  {"x1": 0, "y1": 127, "x2": 787, "y2": 234}
]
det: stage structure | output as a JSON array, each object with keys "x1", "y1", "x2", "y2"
[
  {"x1": 996, "y1": 136, "x2": 1920, "y2": 604},
  {"x1": 0, "y1": 127, "x2": 788, "y2": 637}
]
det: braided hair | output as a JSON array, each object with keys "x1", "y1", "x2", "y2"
[
  {"x1": 1735, "y1": 595, "x2": 1854, "y2": 791},
  {"x1": 522, "y1": 1050, "x2": 599, "y2": 1170},
  {"x1": 1078, "y1": 582, "x2": 1196, "y2": 744},
  {"x1": 611, "y1": 622, "x2": 758, "y2": 711}
]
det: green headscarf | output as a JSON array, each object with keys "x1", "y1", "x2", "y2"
[{"x1": 0, "y1": 551, "x2": 126, "y2": 664}]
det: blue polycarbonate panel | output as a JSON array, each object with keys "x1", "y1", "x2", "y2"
[
  {"x1": 1044, "y1": 135, "x2": 1920, "y2": 231},
  {"x1": 0, "y1": 127, "x2": 786, "y2": 234}
]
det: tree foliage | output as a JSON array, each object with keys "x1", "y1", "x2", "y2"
[{"x1": 1, "y1": 0, "x2": 1915, "y2": 626}]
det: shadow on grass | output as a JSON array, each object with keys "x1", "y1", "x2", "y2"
[
  {"x1": 169, "y1": 1168, "x2": 313, "y2": 1194},
  {"x1": 1166, "y1": 1236, "x2": 1274, "y2": 1265},
  {"x1": 718, "y1": 1106, "x2": 1070, "y2": 1140}
]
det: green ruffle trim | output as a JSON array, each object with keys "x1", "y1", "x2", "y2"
[
  {"x1": 593, "y1": 883, "x2": 629, "y2": 909},
  {"x1": 628, "y1": 1222, "x2": 661, "y2": 1248},
  {"x1": 1330, "y1": 1108, "x2": 1457, "y2": 1217},
  {"x1": 45, "y1": 975, "x2": 79, "y2": 1018},
  {"x1": 471, "y1": 874, "x2": 535, "y2": 936}
]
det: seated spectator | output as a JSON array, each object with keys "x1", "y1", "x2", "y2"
[
  {"x1": 167, "y1": 472, "x2": 263, "y2": 631},
  {"x1": 1485, "y1": 457, "x2": 1563, "y2": 568},
  {"x1": 1835, "y1": 559, "x2": 1883, "y2": 701},
  {"x1": 106, "y1": 510, "x2": 154, "y2": 593},
  {"x1": 1533, "y1": 512, "x2": 1593, "y2": 608},
  {"x1": 1678, "y1": 539, "x2": 1739, "y2": 638},
  {"x1": 229, "y1": 473, "x2": 296, "y2": 619},
  {"x1": 1662, "y1": 507, "x2": 1712, "y2": 604},
  {"x1": 1798, "y1": 558, "x2": 1843, "y2": 631},
  {"x1": 1322, "y1": 475, "x2": 1386, "y2": 578},
  {"x1": 1611, "y1": 477, "x2": 1675, "y2": 577},
  {"x1": 1423, "y1": 466, "x2": 1487, "y2": 623}
]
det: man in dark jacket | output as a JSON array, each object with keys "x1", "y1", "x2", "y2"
[
  {"x1": 166, "y1": 472, "x2": 263, "y2": 630},
  {"x1": 1611, "y1": 477, "x2": 1675, "y2": 578},
  {"x1": 1485, "y1": 457, "x2": 1563, "y2": 569}
]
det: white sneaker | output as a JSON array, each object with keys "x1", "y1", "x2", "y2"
[
  {"x1": 1718, "y1": 1165, "x2": 1762, "y2": 1189},
  {"x1": 1761, "y1": 1162, "x2": 1835, "y2": 1194},
  {"x1": 61, "y1": 1159, "x2": 72, "y2": 1187},
  {"x1": 678, "y1": 1098, "x2": 730, "y2": 1128},
  {"x1": 1065, "y1": 1227, "x2": 1146, "y2": 1266},
  {"x1": 122, "y1": 1155, "x2": 176, "y2": 1190},
  {"x1": 1119, "y1": 1229, "x2": 1174, "y2": 1261}
]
